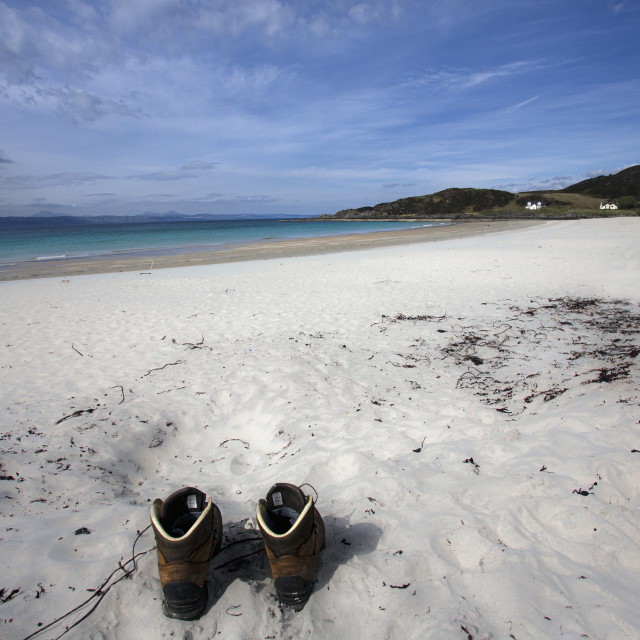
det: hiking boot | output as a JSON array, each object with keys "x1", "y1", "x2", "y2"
[
  {"x1": 150, "y1": 487, "x2": 222, "y2": 620},
  {"x1": 257, "y1": 483, "x2": 325, "y2": 609}
]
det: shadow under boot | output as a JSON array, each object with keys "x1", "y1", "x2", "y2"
[
  {"x1": 257, "y1": 483, "x2": 325, "y2": 610},
  {"x1": 150, "y1": 487, "x2": 222, "y2": 620}
]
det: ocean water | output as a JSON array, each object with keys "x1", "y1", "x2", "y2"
[{"x1": 0, "y1": 218, "x2": 442, "y2": 265}]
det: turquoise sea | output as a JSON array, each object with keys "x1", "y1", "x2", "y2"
[{"x1": 0, "y1": 218, "x2": 443, "y2": 266}]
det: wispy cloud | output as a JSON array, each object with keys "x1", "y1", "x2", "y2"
[
  {"x1": 226, "y1": 194, "x2": 280, "y2": 204},
  {"x1": 24, "y1": 200, "x2": 69, "y2": 209},
  {"x1": 383, "y1": 182, "x2": 416, "y2": 188},
  {"x1": 130, "y1": 161, "x2": 220, "y2": 181},
  {"x1": 463, "y1": 61, "x2": 536, "y2": 87},
  {"x1": 505, "y1": 95, "x2": 541, "y2": 112},
  {"x1": 0, "y1": 149, "x2": 13, "y2": 164},
  {"x1": 494, "y1": 171, "x2": 619, "y2": 193},
  {"x1": 181, "y1": 161, "x2": 218, "y2": 171},
  {"x1": 139, "y1": 193, "x2": 179, "y2": 199},
  {"x1": 611, "y1": 1, "x2": 628, "y2": 14},
  {"x1": 183, "y1": 192, "x2": 279, "y2": 204},
  {"x1": 0, "y1": 76, "x2": 145, "y2": 122},
  {"x1": 1, "y1": 0, "x2": 406, "y2": 83},
  {"x1": 0, "y1": 2, "x2": 294, "y2": 124},
  {"x1": 223, "y1": 64, "x2": 288, "y2": 94},
  {"x1": 0, "y1": 163, "x2": 217, "y2": 193},
  {"x1": 0, "y1": 172, "x2": 113, "y2": 190},
  {"x1": 407, "y1": 60, "x2": 546, "y2": 91},
  {"x1": 586, "y1": 164, "x2": 635, "y2": 178},
  {"x1": 193, "y1": 192, "x2": 224, "y2": 201},
  {"x1": 131, "y1": 171, "x2": 195, "y2": 182},
  {"x1": 190, "y1": 0, "x2": 406, "y2": 40},
  {"x1": 53, "y1": 87, "x2": 144, "y2": 123},
  {"x1": 523, "y1": 175, "x2": 577, "y2": 191}
]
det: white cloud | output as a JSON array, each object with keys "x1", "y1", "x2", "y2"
[
  {"x1": 0, "y1": 2, "x2": 27, "y2": 58},
  {"x1": 191, "y1": 0, "x2": 404, "y2": 40},
  {"x1": 53, "y1": 87, "x2": 144, "y2": 123},
  {"x1": 0, "y1": 78, "x2": 144, "y2": 122},
  {"x1": 224, "y1": 64, "x2": 288, "y2": 94},
  {"x1": 0, "y1": 2, "x2": 112, "y2": 81},
  {"x1": 0, "y1": 0, "x2": 405, "y2": 127},
  {"x1": 585, "y1": 165, "x2": 633, "y2": 178},
  {"x1": 349, "y1": 3, "x2": 374, "y2": 24},
  {"x1": 108, "y1": 0, "x2": 182, "y2": 33}
]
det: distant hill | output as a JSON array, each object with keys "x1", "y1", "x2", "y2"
[
  {"x1": 325, "y1": 165, "x2": 639, "y2": 219},
  {"x1": 560, "y1": 165, "x2": 640, "y2": 199},
  {"x1": 326, "y1": 188, "x2": 516, "y2": 219},
  {"x1": 2, "y1": 166, "x2": 638, "y2": 225}
]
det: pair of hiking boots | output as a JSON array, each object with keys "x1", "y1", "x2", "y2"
[{"x1": 150, "y1": 483, "x2": 325, "y2": 620}]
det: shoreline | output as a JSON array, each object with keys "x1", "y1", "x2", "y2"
[{"x1": 0, "y1": 219, "x2": 542, "y2": 281}]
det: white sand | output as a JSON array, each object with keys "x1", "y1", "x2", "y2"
[{"x1": 1, "y1": 218, "x2": 639, "y2": 640}]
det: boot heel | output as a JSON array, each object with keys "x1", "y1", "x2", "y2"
[
  {"x1": 150, "y1": 487, "x2": 222, "y2": 620},
  {"x1": 257, "y1": 483, "x2": 325, "y2": 610}
]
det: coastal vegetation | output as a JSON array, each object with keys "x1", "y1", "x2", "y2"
[{"x1": 322, "y1": 165, "x2": 640, "y2": 220}]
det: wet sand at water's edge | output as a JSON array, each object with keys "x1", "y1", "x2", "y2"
[{"x1": 0, "y1": 220, "x2": 543, "y2": 280}]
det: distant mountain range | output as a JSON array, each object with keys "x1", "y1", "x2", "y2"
[
  {"x1": 1, "y1": 166, "x2": 638, "y2": 225},
  {"x1": 0, "y1": 211, "x2": 298, "y2": 227},
  {"x1": 323, "y1": 165, "x2": 640, "y2": 219}
]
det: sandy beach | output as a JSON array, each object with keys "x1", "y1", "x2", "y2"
[
  {"x1": 1, "y1": 217, "x2": 639, "y2": 640},
  {"x1": 0, "y1": 220, "x2": 540, "y2": 281}
]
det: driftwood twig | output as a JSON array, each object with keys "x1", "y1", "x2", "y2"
[
  {"x1": 141, "y1": 360, "x2": 184, "y2": 377},
  {"x1": 110, "y1": 385, "x2": 125, "y2": 404},
  {"x1": 56, "y1": 408, "x2": 95, "y2": 425},
  {"x1": 219, "y1": 438, "x2": 250, "y2": 449}
]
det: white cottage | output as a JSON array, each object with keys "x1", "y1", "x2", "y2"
[
  {"x1": 526, "y1": 201, "x2": 544, "y2": 210},
  {"x1": 600, "y1": 202, "x2": 618, "y2": 210}
]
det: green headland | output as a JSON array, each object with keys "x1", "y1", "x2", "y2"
[{"x1": 320, "y1": 165, "x2": 640, "y2": 220}]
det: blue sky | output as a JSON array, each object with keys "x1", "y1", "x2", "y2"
[{"x1": 0, "y1": 0, "x2": 638, "y2": 217}]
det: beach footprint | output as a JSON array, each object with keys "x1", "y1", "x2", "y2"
[
  {"x1": 436, "y1": 525, "x2": 497, "y2": 572},
  {"x1": 229, "y1": 453, "x2": 253, "y2": 475}
]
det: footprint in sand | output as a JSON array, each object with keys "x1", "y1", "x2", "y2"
[
  {"x1": 438, "y1": 526, "x2": 497, "y2": 571},
  {"x1": 229, "y1": 453, "x2": 252, "y2": 475},
  {"x1": 325, "y1": 452, "x2": 363, "y2": 482},
  {"x1": 346, "y1": 418, "x2": 366, "y2": 437}
]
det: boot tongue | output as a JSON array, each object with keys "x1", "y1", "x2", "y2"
[
  {"x1": 185, "y1": 492, "x2": 202, "y2": 511},
  {"x1": 265, "y1": 484, "x2": 308, "y2": 531},
  {"x1": 267, "y1": 483, "x2": 306, "y2": 512},
  {"x1": 161, "y1": 487, "x2": 206, "y2": 536}
]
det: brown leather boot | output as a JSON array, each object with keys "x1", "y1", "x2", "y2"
[
  {"x1": 257, "y1": 483, "x2": 325, "y2": 609},
  {"x1": 150, "y1": 487, "x2": 222, "y2": 620}
]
